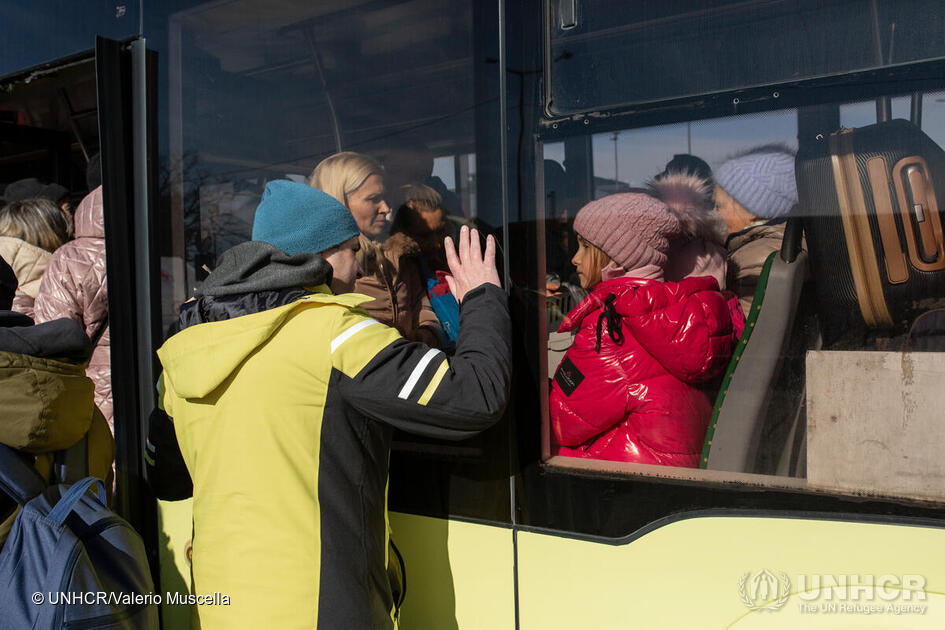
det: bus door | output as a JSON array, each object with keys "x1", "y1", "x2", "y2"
[{"x1": 95, "y1": 34, "x2": 161, "y2": 587}]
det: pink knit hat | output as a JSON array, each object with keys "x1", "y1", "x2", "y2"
[{"x1": 573, "y1": 193, "x2": 681, "y2": 270}]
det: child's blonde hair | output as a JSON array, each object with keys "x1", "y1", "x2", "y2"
[
  {"x1": 576, "y1": 234, "x2": 611, "y2": 289},
  {"x1": 0, "y1": 198, "x2": 71, "y2": 252},
  {"x1": 307, "y1": 152, "x2": 384, "y2": 208}
]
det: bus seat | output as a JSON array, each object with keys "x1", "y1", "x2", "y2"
[{"x1": 701, "y1": 223, "x2": 816, "y2": 474}]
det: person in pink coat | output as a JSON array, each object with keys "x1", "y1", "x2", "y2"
[
  {"x1": 550, "y1": 193, "x2": 741, "y2": 467},
  {"x1": 33, "y1": 186, "x2": 111, "y2": 430}
]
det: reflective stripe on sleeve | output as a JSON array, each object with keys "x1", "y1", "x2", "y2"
[
  {"x1": 398, "y1": 348, "x2": 442, "y2": 400},
  {"x1": 417, "y1": 359, "x2": 449, "y2": 406}
]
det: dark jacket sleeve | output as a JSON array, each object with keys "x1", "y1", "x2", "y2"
[
  {"x1": 333, "y1": 283, "x2": 511, "y2": 440},
  {"x1": 145, "y1": 406, "x2": 193, "y2": 501}
]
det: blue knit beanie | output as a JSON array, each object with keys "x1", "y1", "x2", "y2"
[
  {"x1": 252, "y1": 180, "x2": 360, "y2": 255},
  {"x1": 715, "y1": 147, "x2": 798, "y2": 219}
]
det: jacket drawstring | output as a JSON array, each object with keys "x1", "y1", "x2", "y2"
[{"x1": 595, "y1": 294, "x2": 624, "y2": 353}]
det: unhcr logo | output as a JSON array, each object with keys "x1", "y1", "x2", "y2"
[
  {"x1": 738, "y1": 569, "x2": 791, "y2": 611},
  {"x1": 738, "y1": 570, "x2": 929, "y2": 614}
]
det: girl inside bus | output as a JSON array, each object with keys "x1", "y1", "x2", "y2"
[
  {"x1": 549, "y1": 192, "x2": 740, "y2": 467},
  {"x1": 308, "y1": 152, "x2": 445, "y2": 347},
  {"x1": 0, "y1": 197, "x2": 72, "y2": 318}
]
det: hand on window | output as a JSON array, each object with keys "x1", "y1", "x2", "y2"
[{"x1": 443, "y1": 226, "x2": 500, "y2": 303}]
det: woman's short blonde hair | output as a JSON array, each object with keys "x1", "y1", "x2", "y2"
[
  {"x1": 0, "y1": 198, "x2": 71, "y2": 252},
  {"x1": 307, "y1": 152, "x2": 384, "y2": 207},
  {"x1": 576, "y1": 234, "x2": 611, "y2": 288}
]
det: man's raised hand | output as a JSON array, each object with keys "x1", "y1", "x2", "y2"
[{"x1": 443, "y1": 226, "x2": 500, "y2": 303}]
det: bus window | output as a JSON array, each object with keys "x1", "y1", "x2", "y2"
[
  {"x1": 546, "y1": 0, "x2": 945, "y2": 115},
  {"x1": 532, "y1": 88, "x2": 945, "y2": 505}
]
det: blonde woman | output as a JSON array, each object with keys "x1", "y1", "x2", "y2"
[
  {"x1": 309, "y1": 152, "x2": 444, "y2": 346},
  {"x1": 0, "y1": 198, "x2": 71, "y2": 317}
]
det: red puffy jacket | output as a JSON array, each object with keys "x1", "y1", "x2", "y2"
[{"x1": 550, "y1": 275, "x2": 738, "y2": 467}]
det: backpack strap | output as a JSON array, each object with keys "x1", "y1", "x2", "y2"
[
  {"x1": 0, "y1": 443, "x2": 46, "y2": 505},
  {"x1": 48, "y1": 477, "x2": 107, "y2": 525},
  {"x1": 52, "y1": 434, "x2": 89, "y2": 485}
]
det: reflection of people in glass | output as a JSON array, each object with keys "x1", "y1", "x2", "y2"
[
  {"x1": 544, "y1": 159, "x2": 580, "y2": 286},
  {"x1": 649, "y1": 170, "x2": 728, "y2": 289},
  {"x1": 379, "y1": 141, "x2": 463, "y2": 218},
  {"x1": 549, "y1": 193, "x2": 739, "y2": 467},
  {"x1": 309, "y1": 152, "x2": 444, "y2": 346},
  {"x1": 389, "y1": 183, "x2": 449, "y2": 272},
  {"x1": 714, "y1": 145, "x2": 798, "y2": 317}
]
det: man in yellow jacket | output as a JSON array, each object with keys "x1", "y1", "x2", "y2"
[{"x1": 156, "y1": 181, "x2": 510, "y2": 629}]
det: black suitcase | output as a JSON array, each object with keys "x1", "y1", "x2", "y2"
[{"x1": 796, "y1": 119, "x2": 945, "y2": 340}]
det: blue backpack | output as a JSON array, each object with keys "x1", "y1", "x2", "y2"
[{"x1": 0, "y1": 443, "x2": 158, "y2": 629}]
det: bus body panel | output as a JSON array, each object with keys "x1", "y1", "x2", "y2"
[
  {"x1": 158, "y1": 499, "x2": 194, "y2": 626},
  {"x1": 516, "y1": 515, "x2": 945, "y2": 629},
  {"x1": 389, "y1": 512, "x2": 516, "y2": 630}
]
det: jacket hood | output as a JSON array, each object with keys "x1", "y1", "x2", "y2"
[
  {"x1": 0, "y1": 313, "x2": 93, "y2": 362},
  {"x1": 199, "y1": 241, "x2": 332, "y2": 297},
  {"x1": 0, "y1": 237, "x2": 50, "y2": 298},
  {"x1": 649, "y1": 173, "x2": 727, "y2": 246},
  {"x1": 0, "y1": 315, "x2": 95, "y2": 453},
  {"x1": 158, "y1": 290, "x2": 373, "y2": 399},
  {"x1": 74, "y1": 186, "x2": 105, "y2": 239}
]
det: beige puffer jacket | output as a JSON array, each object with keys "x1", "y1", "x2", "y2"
[
  {"x1": 354, "y1": 233, "x2": 443, "y2": 347},
  {"x1": 33, "y1": 187, "x2": 112, "y2": 428},
  {"x1": 0, "y1": 236, "x2": 51, "y2": 319},
  {"x1": 726, "y1": 221, "x2": 787, "y2": 318}
]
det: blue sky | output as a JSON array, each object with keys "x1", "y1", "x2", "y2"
[{"x1": 544, "y1": 90, "x2": 945, "y2": 188}]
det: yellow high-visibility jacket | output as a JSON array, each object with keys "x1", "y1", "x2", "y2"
[{"x1": 157, "y1": 283, "x2": 510, "y2": 629}]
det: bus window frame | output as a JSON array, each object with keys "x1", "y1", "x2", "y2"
[
  {"x1": 540, "y1": 58, "x2": 945, "y2": 139},
  {"x1": 541, "y1": 0, "x2": 945, "y2": 118},
  {"x1": 520, "y1": 60, "x2": 945, "y2": 525}
]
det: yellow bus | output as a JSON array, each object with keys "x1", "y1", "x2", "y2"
[{"x1": 3, "y1": 0, "x2": 945, "y2": 627}]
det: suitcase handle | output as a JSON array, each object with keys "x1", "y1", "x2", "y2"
[{"x1": 893, "y1": 156, "x2": 945, "y2": 271}]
